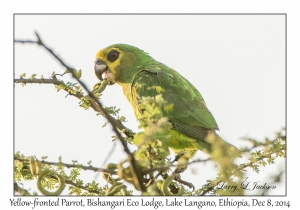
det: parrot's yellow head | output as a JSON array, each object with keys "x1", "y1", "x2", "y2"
[{"x1": 94, "y1": 44, "x2": 154, "y2": 84}]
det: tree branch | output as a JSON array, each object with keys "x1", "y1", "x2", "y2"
[
  {"x1": 15, "y1": 32, "x2": 146, "y2": 192},
  {"x1": 14, "y1": 78, "x2": 60, "y2": 85},
  {"x1": 142, "y1": 158, "x2": 211, "y2": 174},
  {"x1": 14, "y1": 78, "x2": 134, "y2": 139},
  {"x1": 240, "y1": 135, "x2": 285, "y2": 152},
  {"x1": 14, "y1": 157, "x2": 117, "y2": 174}
]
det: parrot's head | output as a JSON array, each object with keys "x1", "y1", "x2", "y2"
[{"x1": 94, "y1": 44, "x2": 154, "y2": 84}]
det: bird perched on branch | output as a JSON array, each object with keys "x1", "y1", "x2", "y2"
[{"x1": 94, "y1": 44, "x2": 240, "y2": 172}]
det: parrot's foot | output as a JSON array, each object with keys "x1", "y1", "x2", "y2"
[{"x1": 173, "y1": 173, "x2": 195, "y2": 190}]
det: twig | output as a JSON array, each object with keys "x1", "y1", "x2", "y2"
[
  {"x1": 15, "y1": 81, "x2": 134, "y2": 139},
  {"x1": 237, "y1": 149, "x2": 285, "y2": 171},
  {"x1": 14, "y1": 157, "x2": 117, "y2": 174},
  {"x1": 63, "y1": 177, "x2": 101, "y2": 195},
  {"x1": 14, "y1": 77, "x2": 134, "y2": 138},
  {"x1": 240, "y1": 136, "x2": 285, "y2": 152},
  {"x1": 15, "y1": 32, "x2": 146, "y2": 192},
  {"x1": 14, "y1": 182, "x2": 32, "y2": 196},
  {"x1": 14, "y1": 78, "x2": 61, "y2": 85},
  {"x1": 15, "y1": 157, "x2": 110, "y2": 195},
  {"x1": 199, "y1": 185, "x2": 215, "y2": 196},
  {"x1": 15, "y1": 176, "x2": 102, "y2": 195},
  {"x1": 142, "y1": 158, "x2": 211, "y2": 174},
  {"x1": 39, "y1": 174, "x2": 102, "y2": 195},
  {"x1": 15, "y1": 40, "x2": 38, "y2": 44}
]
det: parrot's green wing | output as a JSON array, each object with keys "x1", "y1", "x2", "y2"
[{"x1": 132, "y1": 64, "x2": 219, "y2": 142}]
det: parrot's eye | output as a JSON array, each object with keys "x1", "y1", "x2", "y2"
[{"x1": 107, "y1": 50, "x2": 120, "y2": 62}]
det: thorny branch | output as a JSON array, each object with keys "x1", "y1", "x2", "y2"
[
  {"x1": 14, "y1": 157, "x2": 117, "y2": 174},
  {"x1": 15, "y1": 32, "x2": 146, "y2": 192},
  {"x1": 14, "y1": 78, "x2": 133, "y2": 138}
]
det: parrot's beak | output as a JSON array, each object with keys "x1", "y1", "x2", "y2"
[
  {"x1": 94, "y1": 59, "x2": 115, "y2": 84},
  {"x1": 94, "y1": 59, "x2": 108, "y2": 81}
]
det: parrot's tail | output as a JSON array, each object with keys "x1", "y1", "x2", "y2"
[
  {"x1": 195, "y1": 131, "x2": 242, "y2": 158},
  {"x1": 172, "y1": 131, "x2": 242, "y2": 174},
  {"x1": 210, "y1": 132, "x2": 242, "y2": 158}
]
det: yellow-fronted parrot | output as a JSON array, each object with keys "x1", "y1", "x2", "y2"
[{"x1": 94, "y1": 44, "x2": 240, "y2": 170}]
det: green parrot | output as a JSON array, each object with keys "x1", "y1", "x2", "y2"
[{"x1": 94, "y1": 44, "x2": 240, "y2": 170}]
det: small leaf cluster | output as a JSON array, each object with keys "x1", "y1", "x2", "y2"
[
  {"x1": 190, "y1": 128, "x2": 286, "y2": 196},
  {"x1": 14, "y1": 154, "x2": 108, "y2": 195},
  {"x1": 133, "y1": 95, "x2": 173, "y2": 169}
]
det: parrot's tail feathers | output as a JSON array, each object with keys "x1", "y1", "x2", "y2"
[{"x1": 206, "y1": 131, "x2": 242, "y2": 159}]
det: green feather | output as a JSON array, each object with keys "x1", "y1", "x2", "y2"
[{"x1": 95, "y1": 44, "x2": 240, "y2": 160}]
